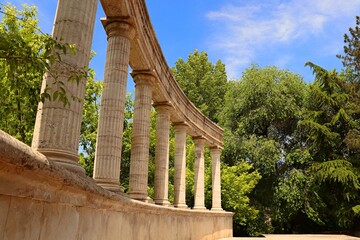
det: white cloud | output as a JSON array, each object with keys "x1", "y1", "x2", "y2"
[{"x1": 206, "y1": 0, "x2": 360, "y2": 79}]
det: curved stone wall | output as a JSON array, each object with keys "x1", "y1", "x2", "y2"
[{"x1": 0, "y1": 130, "x2": 233, "y2": 240}]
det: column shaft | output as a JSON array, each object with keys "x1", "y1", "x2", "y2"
[
  {"x1": 128, "y1": 74, "x2": 153, "y2": 201},
  {"x1": 93, "y1": 20, "x2": 135, "y2": 192},
  {"x1": 173, "y1": 123, "x2": 188, "y2": 208},
  {"x1": 32, "y1": 0, "x2": 98, "y2": 174},
  {"x1": 211, "y1": 147, "x2": 223, "y2": 211},
  {"x1": 153, "y1": 103, "x2": 171, "y2": 206},
  {"x1": 193, "y1": 137, "x2": 206, "y2": 210}
]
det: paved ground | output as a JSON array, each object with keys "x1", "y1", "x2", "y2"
[{"x1": 221, "y1": 234, "x2": 360, "y2": 240}]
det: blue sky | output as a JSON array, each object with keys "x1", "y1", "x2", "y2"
[{"x1": 7, "y1": 0, "x2": 360, "y2": 88}]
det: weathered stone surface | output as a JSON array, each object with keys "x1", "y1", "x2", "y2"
[
  {"x1": 193, "y1": 137, "x2": 206, "y2": 210},
  {"x1": 0, "y1": 197, "x2": 10, "y2": 240},
  {"x1": 173, "y1": 123, "x2": 188, "y2": 208},
  {"x1": 93, "y1": 19, "x2": 135, "y2": 193},
  {"x1": 129, "y1": 73, "x2": 154, "y2": 201},
  {"x1": 3, "y1": 197, "x2": 43, "y2": 240},
  {"x1": 154, "y1": 103, "x2": 171, "y2": 206},
  {"x1": 211, "y1": 147, "x2": 223, "y2": 211}
]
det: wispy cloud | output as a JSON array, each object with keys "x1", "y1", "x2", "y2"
[{"x1": 206, "y1": 0, "x2": 360, "y2": 79}]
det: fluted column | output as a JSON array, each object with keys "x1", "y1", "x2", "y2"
[
  {"x1": 128, "y1": 72, "x2": 154, "y2": 201},
  {"x1": 153, "y1": 103, "x2": 172, "y2": 206},
  {"x1": 193, "y1": 137, "x2": 206, "y2": 210},
  {"x1": 92, "y1": 19, "x2": 135, "y2": 192},
  {"x1": 31, "y1": 0, "x2": 98, "y2": 174},
  {"x1": 173, "y1": 123, "x2": 188, "y2": 208},
  {"x1": 211, "y1": 147, "x2": 223, "y2": 211}
]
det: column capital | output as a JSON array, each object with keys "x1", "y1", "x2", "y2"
[
  {"x1": 193, "y1": 136, "x2": 206, "y2": 145},
  {"x1": 210, "y1": 146, "x2": 223, "y2": 153},
  {"x1": 131, "y1": 70, "x2": 156, "y2": 86},
  {"x1": 173, "y1": 122, "x2": 188, "y2": 130},
  {"x1": 101, "y1": 17, "x2": 136, "y2": 40},
  {"x1": 153, "y1": 101, "x2": 172, "y2": 111}
]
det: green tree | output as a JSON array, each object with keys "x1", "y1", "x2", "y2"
[
  {"x1": 220, "y1": 65, "x2": 309, "y2": 234},
  {"x1": 299, "y1": 62, "x2": 360, "y2": 230},
  {"x1": 79, "y1": 69, "x2": 102, "y2": 176},
  {"x1": 221, "y1": 161, "x2": 261, "y2": 236},
  {"x1": 0, "y1": 4, "x2": 107, "y2": 180},
  {"x1": 337, "y1": 16, "x2": 360, "y2": 82},
  {"x1": 119, "y1": 93, "x2": 134, "y2": 190},
  {"x1": 172, "y1": 49, "x2": 228, "y2": 123},
  {"x1": 172, "y1": 49, "x2": 234, "y2": 210},
  {"x1": 0, "y1": 4, "x2": 47, "y2": 144},
  {"x1": 0, "y1": 3, "x2": 86, "y2": 144}
]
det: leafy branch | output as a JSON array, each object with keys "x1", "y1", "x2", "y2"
[{"x1": 0, "y1": 3, "x2": 90, "y2": 107}]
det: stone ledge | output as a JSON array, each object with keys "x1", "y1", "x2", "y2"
[{"x1": 0, "y1": 129, "x2": 233, "y2": 217}]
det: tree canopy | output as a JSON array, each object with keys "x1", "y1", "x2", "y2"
[
  {"x1": 0, "y1": 3, "x2": 88, "y2": 144},
  {"x1": 172, "y1": 49, "x2": 228, "y2": 123},
  {"x1": 0, "y1": 4, "x2": 47, "y2": 144}
]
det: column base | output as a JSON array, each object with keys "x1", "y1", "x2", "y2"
[
  {"x1": 95, "y1": 181, "x2": 124, "y2": 193},
  {"x1": 211, "y1": 207, "x2": 224, "y2": 212},
  {"x1": 129, "y1": 192, "x2": 152, "y2": 202},
  {"x1": 193, "y1": 206, "x2": 207, "y2": 211},
  {"x1": 154, "y1": 199, "x2": 170, "y2": 206},
  {"x1": 39, "y1": 149, "x2": 85, "y2": 175},
  {"x1": 145, "y1": 196, "x2": 155, "y2": 204},
  {"x1": 174, "y1": 203, "x2": 188, "y2": 209}
]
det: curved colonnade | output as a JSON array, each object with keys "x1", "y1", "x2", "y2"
[
  {"x1": 95, "y1": 0, "x2": 224, "y2": 209},
  {"x1": 0, "y1": 0, "x2": 234, "y2": 239},
  {"x1": 32, "y1": 0, "x2": 224, "y2": 210}
]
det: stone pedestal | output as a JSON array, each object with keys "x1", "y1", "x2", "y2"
[
  {"x1": 153, "y1": 103, "x2": 172, "y2": 206},
  {"x1": 128, "y1": 73, "x2": 153, "y2": 201},
  {"x1": 93, "y1": 19, "x2": 135, "y2": 193},
  {"x1": 193, "y1": 137, "x2": 206, "y2": 210},
  {"x1": 31, "y1": 0, "x2": 98, "y2": 174},
  {"x1": 210, "y1": 147, "x2": 223, "y2": 211},
  {"x1": 173, "y1": 123, "x2": 188, "y2": 208}
]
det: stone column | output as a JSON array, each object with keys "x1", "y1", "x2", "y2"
[
  {"x1": 173, "y1": 123, "x2": 188, "y2": 208},
  {"x1": 153, "y1": 103, "x2": 172, "y2": 206},
  {"x1": 128, "y1": 72, "x2": 153, "y2": 201},
  {"x1": 211, "y1": 147, "x2": 223, "y2": 211},
  {"x1": 92, "y1": 19, "x2": 135, "y2": 192},
  {"x1": 193, "y1": 137, "x2": 206, "y2": 210},
  {"x1": 31, "y1": 0, "x2": 98, "y2": 174}
]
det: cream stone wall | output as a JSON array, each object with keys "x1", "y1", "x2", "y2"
[{"x1": 0, "y1": 130, "x2": 233, "y2": 240}]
